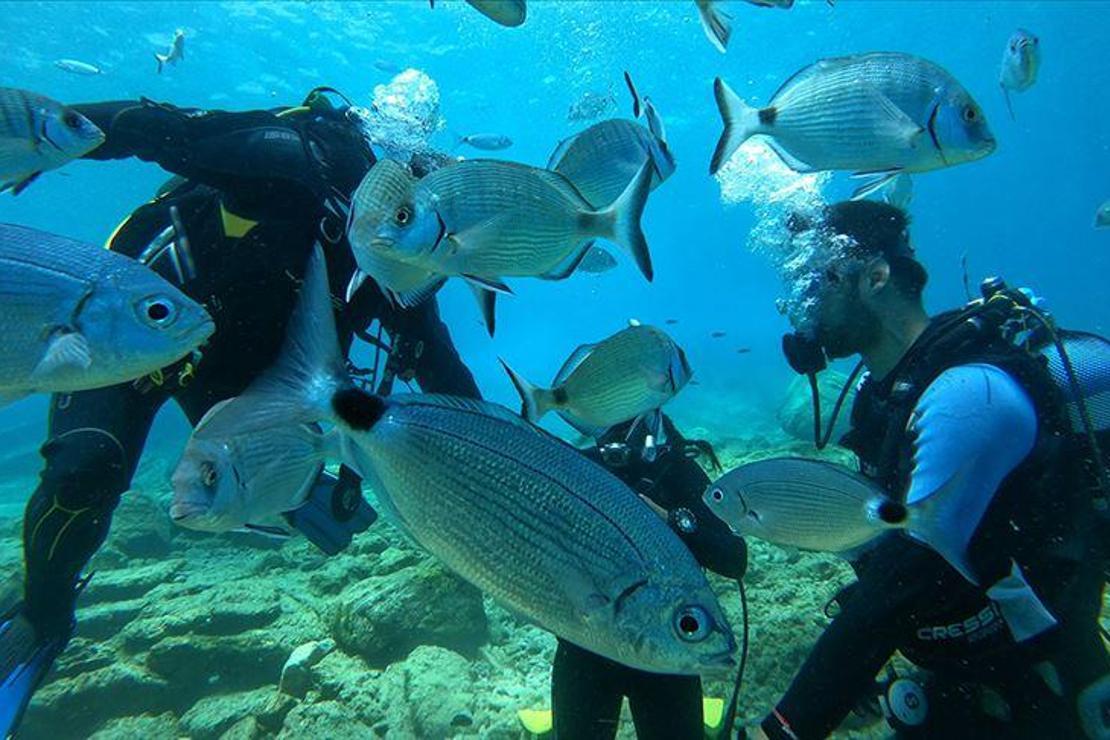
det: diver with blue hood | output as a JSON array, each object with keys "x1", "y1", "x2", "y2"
[
  {"x1": 752, "y1": 200, "x2": 1110, "y2": 739},
  {"x1": 0, "y1": 87, "x2": 481, "y2": 735}
]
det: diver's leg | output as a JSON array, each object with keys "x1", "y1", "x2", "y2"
[
  {"x1": 551, "y1": 639, "x2": 623, "y2": 740},
  {"x1": 1, "y1": 384, "x2": 166, "y2": 733},
  {"x1": 22, "y1": 386, "x2": 166, "y2": 634},
  {"x1": 626, "y1": 671, "x2": 704, "y2": 740}
]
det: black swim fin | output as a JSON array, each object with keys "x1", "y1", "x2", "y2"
[
  {"x1": 284, "y1": 465, "x2": 377, "y2": 556},
  {"x1": 0, "y1": 607, "x2": 69, "y2": 737}
]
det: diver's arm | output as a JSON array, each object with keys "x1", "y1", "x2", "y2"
[
  {"x1": 659, "y1": 463, "x2": 748, "y2": 580},
  {"x1": 391, "y1": 297, "x2": 482, "y2": 399},
  {"x1": 71, "y1": 100, "x2": 322, "y2": 204},
  {"x1": 760, "y1": 537, "x2": 965, "y2": 739}
]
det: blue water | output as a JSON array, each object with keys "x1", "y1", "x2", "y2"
[{"x1": 0, "y1": 0, "x2": 1107, "y2": 734}]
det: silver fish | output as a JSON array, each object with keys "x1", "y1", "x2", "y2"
[
  {"x1": 430, "y1": 0, "x2": 527, "y2": 27},
  {"x1": 576, "y1": 245, "x2": 618, "y2": 274},
  {"x1": 346, "y1": 159, "x2": 446, "y2": 308},
  {"x1": 710, "y1": 52, "x2": 996, "y2": 199},
  {"x1": 704, "y1": 457, "x2": 983, "y2": 583},
  {"x1": 54, "y1": 59, "x2": 102, "y2": 76},
  {"x1": 170, "y1": 397, "x2": 338, "y2": 533},
  {"x1": 232, "y1": 244, "x2": 737, "y2": 676},
  {"x1": 348, "y1": 158, "x2": 654, "y2": 334},
  {"x1": 0, "y1": 88, "x2": 104, "y2": 195},
  {"x1": 0, "y1": 223, "x2": 214, "y2": 405},
  {"x1": 999, "y1": 29, "x2": 1040, "y2": 120},
  {"x1": 548, "y1": 119, "x2": 674, "y2": 208},
  {"x1": 694, "y1": 1, "x2": 733, "y2": 53},
  {"x1": 457, "y1": 133, "x2": 513, "y2": 151},
  {"x1": 1095, "y1": 201, "x2": 1110, "y2": 229},
  {"x1": 499, "y1": 324, "x2": 692, "y2": 436},
  {"x1": 155, "y1": 29, "x2": 186, "y2": 74}
]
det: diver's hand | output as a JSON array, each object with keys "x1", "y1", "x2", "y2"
[{"x1": 638, "y1": 494, "x2": 668, "y2": 520}]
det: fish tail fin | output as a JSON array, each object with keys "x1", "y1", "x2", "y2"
[
  {"x1": 866, "y1": 497, "x2": 908, "y2": 528},
  {"x1": 237, "y1": 244, "x2": 350, "y2": 428},
  {"x1": 498, "y1": 358, "x2": 555, "y2": 422},
  {"x1": 696, "y1": 0, "x2": 732, "y2": 54},
  {"x1": 1001, "y1": 85, "x2": 1016, "y2": 121},
  {"x1": 595, "y1": 160, "x2": 654, "y2": 282},
  {"x1": 710, "y1": 77, "x2": 760, "y2": 175},
  {"x1": 154, "y1": 52, "x2": 165, "y2": 74}
]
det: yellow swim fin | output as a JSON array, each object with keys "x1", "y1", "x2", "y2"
[
  {"x1": 703, "y1": 696, "x2": 725, "y2": 731},
  {"x1": 517, "y1": 707, "x2": 553, "y2": 736}
]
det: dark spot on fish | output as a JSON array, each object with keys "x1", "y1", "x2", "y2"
[
  {"x1": 665, "y1": 318, "x2": 679, "y2": 325},
  {"x1": 747, "y1": 508, "x2": 762, "y2": 523},
  {"x1": 874, "y1": 498, "x2": 907, "y2": 525},
  {"x1": 711, "y1": 331, "x2": 727, "y2": 338},
  {"x1": 736, "y1": 347, "x2": 751, "y2": 354},
  {"x1": 553, "y1": 387, "x2": 569, "y2": 405},
  {"x1": 332, "y1": 387, "x2": 387, "y2": 431},
  {"x1": 758, "y1": 106, "x2": 778, "y2": 126}
]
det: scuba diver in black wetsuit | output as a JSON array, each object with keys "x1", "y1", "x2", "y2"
[
  {"x1": 543, "y1": 415, "x2": 748, "y2": 740},
  {"x1": 0, "y1": 89, "x2": 481, "y2": 735},
  {"x1": 752, "y1": 201, "x2": 1110, "y2": 740}
]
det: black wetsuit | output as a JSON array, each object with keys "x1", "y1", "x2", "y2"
[
  {"x1": 20, "y1": 98, "x2": 480, "y2": 639},
  {"x1": 762, "y1": 315, "x2": 1109, "y2": 740},
  {"x1": 552, "y1": 416, "x2": 747, "y2": 740}
]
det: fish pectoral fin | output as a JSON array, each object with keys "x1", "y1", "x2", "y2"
[
  {"x1": 862, "y1": 85, "x2": 923, "y2": 146},
  {"x1": 849, "y1": 170, "x2": 903, "y2": 201},
  {"x1": 1001, "y1": 85, "x2": 1016, "y2": 121},
  {"x1": 448, "y1": 210, "x2": 517, "y2": 254},
  {"x1": 32, "y1": 331, "x2": 93, "y2": 381}
]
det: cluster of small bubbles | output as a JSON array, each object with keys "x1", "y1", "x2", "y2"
[
  {"x1": 349, "y1": 68, "x2": 444, "y2": 162},
  {"x1": 715, "y1": 140, "x2": 857, "y2": 334}
]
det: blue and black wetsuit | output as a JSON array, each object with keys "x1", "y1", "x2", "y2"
[
  {"x1": 552, "y1": 415, "x2": 747, "y2": 740},
  {"x1": 20, "y1": 98, "x2": 480, "y2": 639},
  {"x1": 761, "y1": 315, "x2": 1110, "y2": 739}
]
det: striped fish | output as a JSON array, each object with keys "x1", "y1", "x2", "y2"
[
  {"x1": 548, "y1": 118, "x2": 675, "y2": 209},
  {"x1": 346, "y1": 159, "x2": 445, "y2": 306},
  {"x1": 228, "y1": 244, "x2": 737, "y2": 677},
  {"x1": 170, "y1": 396, "x2": 338, "y2": 534},
  {"x1": 0, "y1": 88, "x2": 103, "y2": 195},
  {"x1": 703, "y1": 457, "x2": 902, "y2": 553},
  {"x1": 500, "y1": 323, "x2": 691, "y2": 436},
  {"x1": 710, "y1": 53, "x2": 996, "y2": 198}
]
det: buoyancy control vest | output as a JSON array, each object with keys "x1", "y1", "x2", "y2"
[{"x1": 842, "y1": 280, "x2": 1110, "y2": 599}]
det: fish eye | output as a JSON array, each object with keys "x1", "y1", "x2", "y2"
[
  {"x1": 63, "y1": 111, "x2": 82, "y2": 130},
  {"x1": 962, "y1": 105, "x2": 978, "y2": 123},
  {"x1": 708, "y1": 488, "x2": 725, "y2": 503},
  {"x1": 673, "y1": 605, "x2": 712, "y2": 642},
  {"x1": 140, "y1": 296, "x2": 178, "y2": 327},
  {"x1": 201, "y1": 462, "x2": 218, "y2": 489},
  {"x1": 394, "y1": 206, "x2": 413, "y2": 226}
]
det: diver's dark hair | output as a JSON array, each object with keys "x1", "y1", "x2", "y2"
[{"x1": 824, "y1": 200, "x2": 927, "y2": 298}]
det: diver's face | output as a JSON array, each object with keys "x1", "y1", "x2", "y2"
[{"x1": 813, "y1": 263, "x2": 881, "y2": 359}]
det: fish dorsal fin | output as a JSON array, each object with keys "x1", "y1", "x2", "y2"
[
  {"x1": 546, "y1": 131, "x2": 581, "y2": 171},
  {"x1": 390, "y1": 393, "x2": 536, "y2": 430},
  {"x1": 193, "y1": 397, "x2": 238, "y2": 435},
  {"x1": 552, "y1": 343, "x2": 596, "y2": 387}
]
